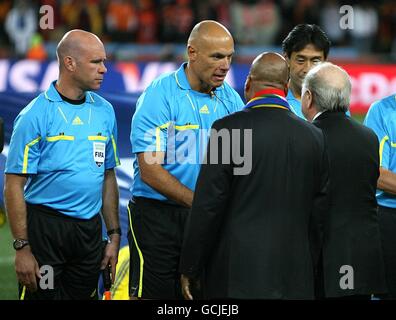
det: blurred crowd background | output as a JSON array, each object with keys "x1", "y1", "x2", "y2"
[{"x1": 0, "y1": 0, "x2": 395, "y2": 62}]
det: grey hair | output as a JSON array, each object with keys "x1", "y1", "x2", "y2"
[{"x1": 302, "y1": 62, "x2": 351, "y2": 112}]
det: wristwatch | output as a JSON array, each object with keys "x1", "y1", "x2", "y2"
[
  {"x1": 107, "y1": 227, "x2": 122, "y2": 237},
  {"x1": 13, "y1": 239, "x2": 29, "y2": 250}
]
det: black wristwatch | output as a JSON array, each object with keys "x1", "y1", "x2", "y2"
[
  {"x1": 107, "y1": 228, "x2": 122, "y2": 237},
  {"x1": 13, "y1": 239, "x2": 29, "y2": 250}
]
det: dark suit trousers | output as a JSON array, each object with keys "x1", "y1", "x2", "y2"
[{"x1": 378, "y1": 205, "x2": 396, "y2": 299}]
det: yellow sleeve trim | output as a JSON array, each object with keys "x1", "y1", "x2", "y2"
[
  {"x1": 111, "y1": 135, "x2": 120, "y2": 166},
  {"x1": 379, "y1": 135, "x2": 389, "y2": 167},
  {"x1": 88, "y1": 136, "x2": 108, "y2": 141},
  {"x1": 46, "y1": 135, "x2": 75, "y2": 142},
  {"x1": 22, "y1": 136, "x2": 42, "y2": 174},
  {"x1": 174, "y1": 125, "x2": 199, "y2": 131},
  {"x1": 155, "y1": 122, "x2": 170, "y2": 151}
]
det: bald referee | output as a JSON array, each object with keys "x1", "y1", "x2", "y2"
[
  {"x1": 4, "y1": 30, "x2": 121, "y2": 300},
  {"x1": 129, "y1": 20, "x2": 244, "y2": 300}
]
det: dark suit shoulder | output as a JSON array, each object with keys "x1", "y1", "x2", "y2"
[
  {"x1": 351, "y1": 119, "x2": 379, "y2": 141},
  {"x1": 284, "y1": 111, "x2": 325, "y2": 141},
  {"x1": 222, "y1": 108, "x2": 323, "y2": 138},
  {"x1": 315, "y1": 112, "x2": 378, "y2": 145},
  {"x1": 211, "y1": 108, "x2": 253, "y2": 130},
  {"x1": 296, "y1": 115, "x2": 323, "y2": 135}
]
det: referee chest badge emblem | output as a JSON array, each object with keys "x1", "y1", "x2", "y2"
[{"x1": 93, "y1": 142, "x2": 105, "y2": 167}]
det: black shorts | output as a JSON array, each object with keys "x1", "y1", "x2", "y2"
[
  {"x1": 127, "y1": 197, "x2": 189, "y2": 299},
  {"x1": 378, "y1": 205, "x2": 396, "y2": 299},
  {"x1": 19, "y1": 203, "x2": 103, "y2": 300}
]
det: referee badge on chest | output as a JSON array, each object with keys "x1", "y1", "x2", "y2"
[{"x1": 93, "y1": 142, "x2": 105, "y2": 167}]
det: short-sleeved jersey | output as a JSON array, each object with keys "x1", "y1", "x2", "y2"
[
  {"x1": 364, "y1": 94, "x2": 396, "y2": 208},
  {"x1": 130, "y1": 63, "x2": 245, "y2": 201},
  {"x1": 286, "y1": 90, "x2": 303, "y2": 118},
  {"x1": 5, "y1": 81, "x2": 120, "y2": 219}
]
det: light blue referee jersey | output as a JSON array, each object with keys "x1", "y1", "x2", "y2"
[
  {"x1": 286, "y1": 90, "x2": 303, "y2": 118},
  {"x1": 130, "y1": 63, "x2": 245, "y2": 201},
  {"x1": 364, "y1": 94, "x2": 396, "y2": 208},
  {"x1": 5, "y1": 81, "x2": 120, "y2": 219}
]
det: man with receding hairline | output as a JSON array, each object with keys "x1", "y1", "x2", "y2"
[
  {"x1": 129, "y1": 20, "x2": 244, "y2": 299},
  {"x1": 179, "y1": 52, "x2": 329, "y2": 299},
  {"x1": 302, "y1": 62, "x2": 386, "y2": 299},
  {"x1": 4, "y1": 29, "x2": 121, "y2": 300}
]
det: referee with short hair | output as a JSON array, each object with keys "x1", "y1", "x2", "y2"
[{"x1": 4, "y1": 30, "x2": 121, "y2": 300}]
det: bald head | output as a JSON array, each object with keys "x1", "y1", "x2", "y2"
[
  {"x1": 55, "y1": 30, "x2": 107, "y2": 95},
  {"x1": 185, "y1": 20, "x2": 235, "y2": 93},
  {"x1": 244, "y1": 52, "x2": 289, "y2": 101},
  {"x1": 249, "y1": 52, "x2": 289, "y2": 88},
  {"x1": 56, "y1": 30, "x2": 104, "y2": 67},
  {"x1": 302, "y1": 62, "x2": 351, "y2": 113},
  {"x1": 188, "y1": 20, "x2": 233, "y2": 48}
]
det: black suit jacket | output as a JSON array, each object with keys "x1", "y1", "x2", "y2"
[
  {"x1": 179, "y1": 107, "x2": 329, "y2": 299},
  {"x1": 313, "y1": 111, "x2": 387, "y2": 297}
]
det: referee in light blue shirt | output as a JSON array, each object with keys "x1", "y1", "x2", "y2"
[
  {"x1": 364, "y1": 94, "x2": 396, "y2": 299},
  {"x1": 4, "y1": 30, "x2": 121, "y2": 300},
  {"x1": 282, "y1": 24, "x2": 351, "y2": 119},
  {"x1": 128, "y1": 20, "x2": 244, "y2": 300},
  {"x1": 282, "y1": 24, "x2": 330, "y2": 118}
]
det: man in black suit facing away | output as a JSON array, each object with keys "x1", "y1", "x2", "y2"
[
  {"x1": 301, "y1": 62, "x2": 387, "y2": 299},
  {"x1": 179, "y1": 52, "x2": 329, "y2": 299}
]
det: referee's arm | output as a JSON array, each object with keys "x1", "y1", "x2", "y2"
[
  {"x1": 4, "y1": 173, "x2": 41, "y2": 292},
  {"x1": 101, "y1": 168, "x2": 120, "y2": 282},
  {"x1": 378, "y1": 168, "x2": 396, "y2": 195},
  {"x1": 137, "y1": 151, "x2": 194, "y2": 208}
]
